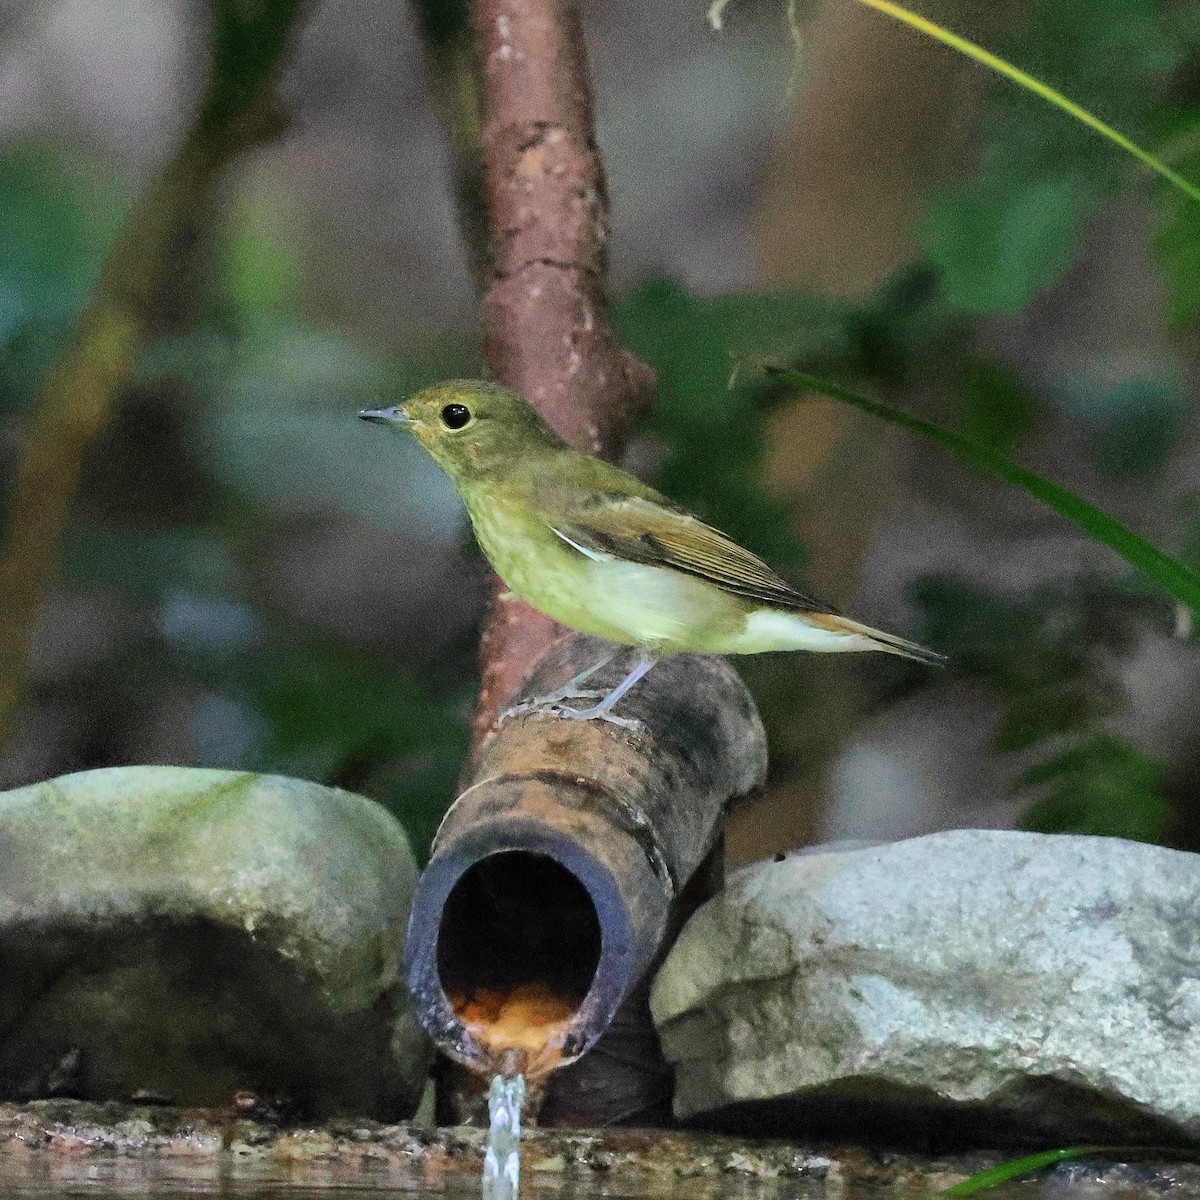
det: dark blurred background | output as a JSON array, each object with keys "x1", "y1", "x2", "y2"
[{"x1": 2, "y1": 0, "x2": 1198, "y2": 866}]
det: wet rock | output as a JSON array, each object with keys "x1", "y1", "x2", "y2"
[
  {"x1": 651, "y1": 830, "x2": 1200, "y2": 1145},
  {"x1": 0, "y1": 767, "x2": 427, "y2": 1117},
  {"x1": 3, "y1": 1097, "x2": 1200, "y2": 1198}
]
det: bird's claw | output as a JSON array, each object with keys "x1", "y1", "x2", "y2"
[
  {"x1": 548, "y1": 703, "x2": 644, "y2": 732},
  {"x1": 496, "y1": 700, "x2": 533, "y2": 725},
  {"x1": 498, "y1": 697, "x2": 645, "y2": 733},
  {"x1": 498, "y1": 686, "x2": 604, "y2": 725}
]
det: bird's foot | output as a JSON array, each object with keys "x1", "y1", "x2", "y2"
[
  {"x1": 497, "y1": 651, "x2": 653, "y2": 733},
  {"x1": 499, "y1": 684, "x2": 603, "y2": 725},
  {"x1": 498, "y1": 695, "x2": 644, "y2": 733}
]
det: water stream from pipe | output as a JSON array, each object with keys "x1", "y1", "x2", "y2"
[{"x1": 482, "y1": 1072, "x2": 525, "y2": 1200}]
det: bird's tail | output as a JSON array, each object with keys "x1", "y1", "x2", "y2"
[
  {"x1": 731, "y1": 607, "x2": 946, "y2": 663},
  {"x1": 818, "y1": 614, "x2": 946, "y2": 665}
]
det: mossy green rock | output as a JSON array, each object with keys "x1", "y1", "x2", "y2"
[{"x1": 0, "y1": 767, "x2": 427, "y2": 1117}]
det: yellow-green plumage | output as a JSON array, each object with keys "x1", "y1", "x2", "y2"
[
  {"x1": 467, "y1": 484, "x2": 751, "y2": 653},
  {"x1": 359, "y1": 381, "x2": 941, "y2": 698}
]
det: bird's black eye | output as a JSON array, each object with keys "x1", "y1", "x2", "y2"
[{"x1": 440, "y1": 403, "x2": 472, "y2": 430}]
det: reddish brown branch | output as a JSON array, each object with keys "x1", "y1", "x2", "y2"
[{"x1": 468, "y1": 0, "x2": 656, "y2": 742}]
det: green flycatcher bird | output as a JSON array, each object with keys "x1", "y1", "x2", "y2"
[{"x1": 360, "y1": 380, "x2": 941, "y2": 728}]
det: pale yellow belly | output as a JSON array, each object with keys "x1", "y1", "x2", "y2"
[
  {"x1": 466, "y1": 499, "x2": 746, "y2": 653},
  {"x1": 566, "y1": 557, "x2": 747, "y2": 652}
]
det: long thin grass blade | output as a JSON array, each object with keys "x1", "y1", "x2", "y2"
[
  {"x1": 852, "y1": 0, "x2": 1200, "y2": 206},
  {"x1": 768, "y1": 368, "x2": 1200, "y2": 613},
  {"x1": 943, "y1": 1147, "x2": 1102, "y2": 1195}
]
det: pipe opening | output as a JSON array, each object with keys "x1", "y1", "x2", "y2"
[{"x1": 436, "y1": 851, "x2": 602, "y2": 1073}]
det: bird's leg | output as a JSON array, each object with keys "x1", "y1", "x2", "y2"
[
  {"x1": 498, "y1": 650, "x2": 623, "y2": 724},
  {"x1": 538, "y1": 655, "x2": 658, "y2": 730},
  {"x1": 535, "y1": 650, "x2": 623, "y2": 704}
]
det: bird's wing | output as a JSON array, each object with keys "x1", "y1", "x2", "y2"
[{"x1": 544, "y1": 490, "x2": 829, "y2": 614}]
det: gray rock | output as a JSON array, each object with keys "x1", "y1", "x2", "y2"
[
  {"x1": 651, "y1": 830, "x2": 1200, "y2": 1144},
  {"x1": 0, "y1": 766, "x2": 427, "y2": 1117}
]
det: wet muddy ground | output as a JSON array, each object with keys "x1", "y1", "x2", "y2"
[{"x1": 0, "y1": 1100, "x2": 1198, "y2": 1198}]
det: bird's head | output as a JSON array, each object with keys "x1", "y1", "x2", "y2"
[{"x1": 359, "y1": 380, "x2": 565, "y2": 484}]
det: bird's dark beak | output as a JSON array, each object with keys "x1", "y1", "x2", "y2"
[{"x1": 358, "y1": 405, "x2": 413, "y2": 426}]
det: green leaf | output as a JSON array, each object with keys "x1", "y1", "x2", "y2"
[
  {"x1": 615, "y1": 278, "x2": 850, "y2": 424},
  {"x1": 946, "y1": 1144, "x2": 1200, "y2": 1195},
  {"x1": 1009, "y1": 0, "x2": 1181, "y2": 92},
  {"x1": 943, "y1": 1146, "x2": 1102, "y2": 1196},
  {"x1": 768, "y1": 367, "x2": 1200, "y2": 613},
  {"x1": 924, "y1": 168, "x2": 1094, "y2": 316}
]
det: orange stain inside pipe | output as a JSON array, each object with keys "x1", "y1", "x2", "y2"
[{"x1": 452, "y1": 983, "x2": 578, "y2": 1076}]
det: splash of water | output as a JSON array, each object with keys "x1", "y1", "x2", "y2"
[{"x1": 483, "y1": 1073, "x2": 525, "y2": 1200}]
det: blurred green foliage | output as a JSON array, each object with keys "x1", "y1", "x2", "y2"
[
  {"x1": 411, "y1": 0, "x2": 471, "y2": 50},
  {"x1": 1081, "y1": 379, "x2": 1188, "y2": 484},
  {"x1": 201, "y1": 0, "x2": 308, "y2": 134},
  {"x1": 219, "y1": 623, "x2": 472, "y2": 858},
  {"x1": 0, "y1": 120, "x2": 477, "y2": 857},
  {"x1": 915, "y1": 576, "x2": 1129, "y2": 748},
  {"x1": 774, "y1": 365, "x2": 1200, "y2": 615},
  {"x1": 1, "y1": 0, "x2": 1195, "y2": 859},
  {"x1": 618, "y1": 255, "x2": 1189, "y2": 843},
  {"x1": 220, "y1": 186, "x2": 302, "y2": 329},
  {"x1": 612, "y1": 269, "x2": 974, "y2": 559},
  {"x1": 0, "y1": 146, "x2": 125, "y2": 344},
  {"x1": 921, "y1": 0, "x2": 1193, "y2": 316},
  {"x1": 914, "y1": 575, "x2": 1170, "y2": 841},
  {"x1": 1018, "y1": 733, "x2": 1168, "y2": 842},
  {"x1": 957, "y1": 360, "x2": 1039, "y2": 454},
  {"x1": 613, "y1": 279, "x2": 850, "y2": 566},
  {"x1": 0, "y1": 145, "x2": 127, "y2": 405},
  {"x1": 1155, "y1": 106, "x2": 1200, "y2": 324}
]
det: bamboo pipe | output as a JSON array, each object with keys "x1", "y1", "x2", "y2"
[{"x1": 403, "y1": 634, "x2": 767, "y2": 1109}]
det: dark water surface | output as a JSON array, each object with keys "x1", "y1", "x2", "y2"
[
  {"x1": 0, "y1": 1103, "x2": 1193, "y2": 1200},
  {"x1": 0, "y1": 1156, "x2": 824, "y2": 1200},
  {"x1": 0, "y1": 1157, "x2": 1190, "y2": 1200}
]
